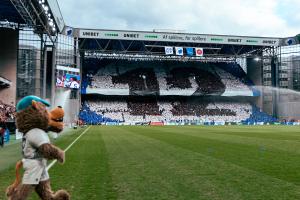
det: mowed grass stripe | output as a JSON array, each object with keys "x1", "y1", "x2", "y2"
[
  {"x1": 129, "y1": 126, "x2": 300, "y2": 185},
  {"x1": 101, "y1": 126, "x2": 300, "y2": 200},
  {"x1": 0, "y1": 142, "x2": 22, "y2": 172},
  {"x1": 101, "y1": 127, "x2": 231, "y2": 200},
  {"x1": 185, "y1": 125, "x2": 300, "y2": 141},
  {"x1": 44, "y1": 126, "x2": 117, "y2": 200},
  {"x1": 147, "y1": 126, "x2": 300, "y2": 155}
]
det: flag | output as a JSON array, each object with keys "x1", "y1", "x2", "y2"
[
  {"x1": 175, "y1": 47, "x2": 184, "y2": 56},
  {"x1": 186, "y1": 48, "x2": 194, "y2": 56},
  {"x1": 165, "y1": 46, "x2": 173, "y2": 55},
  {"x1": 195, "y1": 48, "x2": 204, "y2": 57}
]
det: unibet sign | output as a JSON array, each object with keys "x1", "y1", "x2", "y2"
[{"x1": 78, "y1": 29, "x2": 281, "y2": 46}]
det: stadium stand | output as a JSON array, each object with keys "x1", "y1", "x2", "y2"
[
  {"x1": 242, "y1": 105, "x2": 277, "y2": 124},
  {"x1": 113, "y1": 68, "x2": 159, "y2": 93},
  {"x1": 79, "y1": 103, "x2": 120, "y2": 125},
  {"x1": 80, "y1": 60, "x2": 276, "y2": 124},
  {"x1": 83, "y1": 62, "x2": 254, "y2": 96},
  {"x1": 0, "y1": 100, "x2": 15, "y2": 123},
  {"x1": 80, "y1": 98, "x2": 255, "y2": 124},
  {"x1": 165, "y1": 67, "x2": 226, "y2": 95}
]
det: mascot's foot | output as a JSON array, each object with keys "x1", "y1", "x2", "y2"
[
  {"x1": 35, "y1": 180, "x2": 70, "y2": 200},
  {"x1": 53, "y1": 190, "x2": 70, "y2": 200},
  {"x1": 6, "y1": 184, "x2": 34, "y2": 200}
]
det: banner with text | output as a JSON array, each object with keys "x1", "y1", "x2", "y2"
[{"x1": 78, "y1": 29, "x2": 281, "y2": 46}]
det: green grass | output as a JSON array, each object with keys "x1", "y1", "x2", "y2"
[{"x1": 1, "y1": 126, "x2": 300, "y2": 199}]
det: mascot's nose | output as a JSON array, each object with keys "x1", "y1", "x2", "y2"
[{"x1": 58, "y1": 106, "x2": 62, "y2": 108}]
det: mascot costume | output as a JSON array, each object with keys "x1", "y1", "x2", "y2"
[{"x1": 6, "y1": 96, "x2": 70, "y2": 200}]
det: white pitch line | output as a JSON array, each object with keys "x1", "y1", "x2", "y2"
[{"x1": 47, "y1": 126, "x2": 91, "y2": 171}]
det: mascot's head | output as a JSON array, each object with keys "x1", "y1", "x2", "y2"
[
  {"x1": 16, "y1": 96, "x2": 65, "y2": 134},
  {"x1": 48, "y1": 106, "x2": 64, "y2": 133}
]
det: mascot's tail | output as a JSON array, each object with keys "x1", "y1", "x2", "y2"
[{"x1": 6, "y1": 160, "x2": 23, "y2": 196}]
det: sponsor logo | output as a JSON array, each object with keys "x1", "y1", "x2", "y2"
[
  {"x1": 65, "y1": 27, "x2": 73, "y2": 36},
  {"x1": 165, "y1": 46, "x2": 174, "y2": 55},
  {"x1": 175, "y1": 47, "x2": 183, "y2": 56},
  {"x1": 262, "y1": 40, "x2": 277, "y2": 45},
  {"x1": 246, "y1": 40, "x2": 258, "y2": 43},
  {"x1": 195, "y1": 48, "x2": 204, "y2": 57},
  {"x1": 124, "y1": 33, "x2": 139, "y2": 38},
  {"x1": 228, "y1": 38, "x2": 242, "y2": 43},
  {"x1": 105, "y1": 33, "x2": 118, "y2": 37},
  {"x1": 82, "y1": 32, "x2": 100, "y2": 37},
  {"x1": 145, "y1": 35, "x2": 158, "y2": 38},
  {"x1": 211, "y1": 38, "x2": 223, "y2": 41}
]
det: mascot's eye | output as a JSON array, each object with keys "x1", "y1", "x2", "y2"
[{"x1": 52, "y1": 118, "x2": 63, "y2": 122}]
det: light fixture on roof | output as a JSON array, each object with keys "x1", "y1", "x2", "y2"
[
  {"x1": 254, "y1": 57, "x2": 261, "y2": 62},
  {"x1": 44, "y1": 6, "x2": 49, "y2": 12}
]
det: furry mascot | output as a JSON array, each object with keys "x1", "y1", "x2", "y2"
[{"x1": 6, "y1": 96, "x2": 70, "y2": 200}]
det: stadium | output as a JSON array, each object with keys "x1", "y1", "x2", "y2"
[{"x1": 1, "y1": 0, "x2": 300, "y2": 199}]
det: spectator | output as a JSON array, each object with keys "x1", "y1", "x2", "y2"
[
  {"x1": 0, "y1": 101, "x2": 16, "y2": 123},
  {"x1": 70, "y1": 77, "x2": 80, "y2": 89},
  {"x1": 0, "y1": 127, "x2": 5, "y2": 147}
]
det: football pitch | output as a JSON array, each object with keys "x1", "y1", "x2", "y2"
[{"x1": 1, "y1": 125, "x2": 300, "y2": 199}]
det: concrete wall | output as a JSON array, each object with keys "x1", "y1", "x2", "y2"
[
  {"x1": 277, "y1": 102, "x2": 300, "y2": 120},
  {"x1": 277, "y1": 92, "x2": 300, "y2": 120},
  {"x1": 0, "y1": 29, "x2": 18, "y2": 105}
]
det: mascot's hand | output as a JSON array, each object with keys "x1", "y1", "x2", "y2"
[
  {"x1": 38, "y1": 144, "x2": 65, "y2": 164},
  {"x1": 57, "y1": 150, "x2": 65, "y2": 164}
]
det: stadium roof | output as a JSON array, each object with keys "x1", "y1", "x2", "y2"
[
  {"x1": 0, "y1": 76, "x2": 12, "y2": 88},
  {"x1": 77, "y1": 28, "x2": 282, "y2": 47},
  {"x1": 77, "y1": 28, "x2": 282, "y2": 62},
  {"x1": 0, "y1": 0, "x2": 65, "y2": 35},
  {"x1": 0, "y1": 0, "x2": 25, "y2": 24}
]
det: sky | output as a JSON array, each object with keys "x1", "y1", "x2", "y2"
[{"x1": 58, "y1": 0, "x2": 300, "y2": 37}]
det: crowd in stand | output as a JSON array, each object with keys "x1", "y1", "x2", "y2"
[
  {"x1": 83, "y1": 99, "x2": 252, "y2": 123},
  {"x1": 216, "y1": 62, "x2": 254, "y2": 86},
  {"x1": 90, "y1": 76, "x2": 128, "y2": 89},
  {"x1": 166, "y1": 67, "x2": 194, "y2": 89},
  {"x1": 242, "y1": 105, "x2": 277, "y2": 124},
  {"x1": 80, "y1": 62, "x2": 268, "y2": 124},
  {"x1": 215, "y1": 68, "x2": 250, "y2": 91},
  {"x1": 0, "y1": 101, "x2": 15, "y2": 123},
  {"x1": 84, "y1": 63, "x2": 253, "y2": 95},
  {"x1": 113, "y1": 68, "x2": 159, "y2": 92},
  {"x1": 127, "y1": 99, "x2": 161, "y2": 116}
]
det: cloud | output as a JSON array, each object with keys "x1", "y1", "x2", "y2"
[{"x1": 59, "y1": 0, "x2": 300, "y2": 37}]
